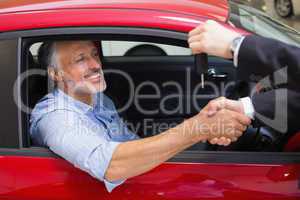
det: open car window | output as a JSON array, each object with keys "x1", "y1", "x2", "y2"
[{"x1": 23, "y1": 33, "x2": 290, "y2": 153}]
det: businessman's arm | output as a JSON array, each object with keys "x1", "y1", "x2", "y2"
[
  {"x1": 237, "y1": 35, "x2": 300, "y2": 89},
  {"x1": 188, "y1": 20, "x2": 300, "y2": 89}
]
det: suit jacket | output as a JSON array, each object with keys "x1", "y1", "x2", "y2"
[
  {"x1": 237, "y1": 35, "x2": 300, "y2": 134},
  {"x1": 237, "y1": 35, "x2": 300, "y2": 89}
]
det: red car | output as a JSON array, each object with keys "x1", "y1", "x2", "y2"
[{"x1": 0, "y1": 0, "x2": 299, "y2": 199}]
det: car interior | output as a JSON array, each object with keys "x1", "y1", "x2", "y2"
[{"x1": 21, "y1": 35, "x2": 300, "y2": 152}]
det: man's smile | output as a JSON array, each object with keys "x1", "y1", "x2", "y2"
[{"x1": 84, "y1": 72, "x2": 102, "y2": 82}]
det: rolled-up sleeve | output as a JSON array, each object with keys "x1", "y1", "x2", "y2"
[{"x1": 33, "y1": 110, "x2": 123, "y2": 192}]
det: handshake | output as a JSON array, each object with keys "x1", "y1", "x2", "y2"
[
  {"x1": 189, "y1": 97, "x2": 251, "y2": 146},
  {"x1": 184, "y1": 21, "x2": 251, "y2": 146}
]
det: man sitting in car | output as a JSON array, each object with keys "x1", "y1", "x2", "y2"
[{"x1": 30, "y1": 40, "x2": 250, "y2": 192}]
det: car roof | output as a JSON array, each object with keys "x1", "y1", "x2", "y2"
[
  {"x1": 0, "y1": 0, "x2": 229, "y2": 16},
  {"x1": 0, "y1": 0, "x2": 229, "y2": 33}
]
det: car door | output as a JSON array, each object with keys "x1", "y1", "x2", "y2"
[
  {"x1": 1, "y1": 28, "x2": 300, "y2": 200},
  {"x1": 0, "y1": 35, "x2": 112, "y2": 200}
]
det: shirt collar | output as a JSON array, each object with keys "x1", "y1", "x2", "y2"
[{"x1": 54, "y1": 89, "x2": 95, "y2": 114}]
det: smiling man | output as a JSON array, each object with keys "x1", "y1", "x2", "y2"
[
  {"x1": 46, "y1": 41, "x2": 106, "y2": 103},
  {"x1": 29, "y1": 40, "x2": 251, "y2": 192}
]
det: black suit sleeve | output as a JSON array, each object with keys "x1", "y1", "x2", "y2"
[
  {"x1": 236, "y1": 35, "x2": 300, "y2": 133},
  {"x1": 237, "y1": 35, "x2": 300, "y2": 90},
  {"x1": 251, "y1": 89, "x2": 300, "y2": 133}
]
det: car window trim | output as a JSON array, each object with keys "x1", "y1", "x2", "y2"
[
  {"x1": 1, "y1": 147, "x2": 300, "y2": 164},
  {"x1": 0, "y1": 27, "x2": 187, "y2": 42},
  {"x1": 17, "y1": 37, "x2": 23, "y2": 148}
]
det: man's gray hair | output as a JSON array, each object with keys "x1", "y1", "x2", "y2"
[{"x1": 37, "y1": 41, "x2": 58, "y2": 69}]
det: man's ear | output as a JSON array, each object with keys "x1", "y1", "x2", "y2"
[{"x1": 48, "y1": 67, "x2": 63, "y2": 82}]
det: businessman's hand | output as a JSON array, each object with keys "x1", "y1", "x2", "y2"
[
  {"x1": 205, "y1": 97, "x2": 248, "y2": 145},
  {"x1": 188, "y1": 20, "x2": 241, "y2": 59},
  {"x1": 206, "y1": 97, "x2": 245, "y2": 117},
  {"x1": 192, "y1": 98, "x2": 251, "y2": 146}
]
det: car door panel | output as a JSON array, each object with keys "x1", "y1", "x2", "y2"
[{"x1": 1, "y1": 149, "x2": 300, "y2": 200}]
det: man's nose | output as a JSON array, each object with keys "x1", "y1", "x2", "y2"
[{"x1": 88, "y1": 57, "x2": 101, "y2": 70}]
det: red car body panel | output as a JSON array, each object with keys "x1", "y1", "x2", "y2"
[
  {"x1": 0, "y1": 0, "x2": 228, "y2": 33},
  {"x1": 0, "y1": 9, "x2": 213, "y2": 33},
  {"x1": 0, "y1": 0, "x2": 228, "y2": 18},
  {"x1": 284, "y1": 132, "x2": 300, "y2": 152},
  {"x1": 1, "y1": 156, "x2": 299, "y2": 200}
]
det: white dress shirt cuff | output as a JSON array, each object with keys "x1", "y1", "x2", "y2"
[
  {"x1": 239, "y1": 97, "x2": 255, "y2": 119},
  {"x1": 233, "y1": 36, "x2": 246, "y2": 67}
]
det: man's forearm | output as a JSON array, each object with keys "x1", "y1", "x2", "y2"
[
  {"x1": 105, "y1": 117, "x2": 203, "y2": 182},
  {"x1": 105, "y1": 98, "x2": 251, "y2": 182}
]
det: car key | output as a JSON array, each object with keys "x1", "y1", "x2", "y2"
[{"x1": 195, "y1": 53, "x2": 208, "y2": 88}]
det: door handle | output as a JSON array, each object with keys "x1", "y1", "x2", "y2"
[{"x1": 207, "y1": 68, "x2": 227, "y2": 79}]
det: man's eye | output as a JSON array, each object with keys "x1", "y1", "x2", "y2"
[
  {"x1": 76, "y1": 57, "x2": 85, "y2": 63},
  {"x1": 93, "y1": 51, "x2": 99, "y2": 57}
]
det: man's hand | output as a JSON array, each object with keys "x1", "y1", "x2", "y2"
[
  {"x1": 188, "y1": 20, "x2": 242, "y2": 59},
  {"x1": 206, "y1": 97, "x2": 245, "y2": 117},
  {"x1": 205, "y1": 97, "x2": 248, "y2": 145},
  {"x1": 191, "y1": 99, "x2": 251, "y2": 146}
]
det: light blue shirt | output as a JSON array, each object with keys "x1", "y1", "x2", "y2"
[{"x1": 30, "y1": 89, "x2": 139, "y2": 192}]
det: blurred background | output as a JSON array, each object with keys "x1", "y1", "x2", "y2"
[{"x1": 232, "y1": 0, "x2": 300, "y2": 31}]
